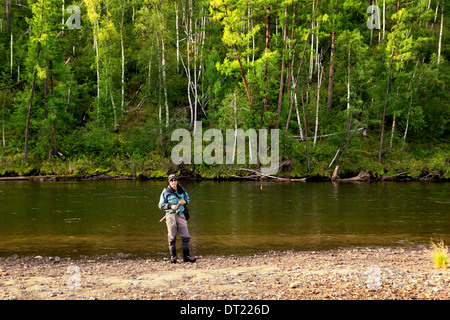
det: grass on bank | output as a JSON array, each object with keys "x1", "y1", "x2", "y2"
[
  {"x1": 0, "y1": 134, "x2": 449, "y2": 180},
  {"x1": 431, "y1": 240, "x2": 449, "y2": 270}
]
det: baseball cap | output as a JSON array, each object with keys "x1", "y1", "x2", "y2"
[{"x1": 168, "y1": 174, "x2": 178, "y2": 181}]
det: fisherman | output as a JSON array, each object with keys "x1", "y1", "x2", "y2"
[{"x1": 158, "y1": 174, "x2": 196, "y2": 263}]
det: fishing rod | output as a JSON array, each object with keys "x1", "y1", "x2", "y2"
[{"x1": 159, "y1": 165, "x2": 223, "y2": 223}]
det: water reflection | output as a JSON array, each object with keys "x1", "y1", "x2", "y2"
[{"x1": 0, "y1": 180, "x2": 448, "y2": 258}]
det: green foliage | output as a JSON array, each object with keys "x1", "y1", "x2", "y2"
[{"x1": 0, "y1": 0, "x2": 448, "y2": 179}]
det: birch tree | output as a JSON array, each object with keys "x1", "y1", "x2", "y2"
[
  {"x1": 275, "y1": 6, "x2": 288, "y2": 129},
  {"x1": 437, "y1": 5, "x2": 444, "y2": 65},
  {"x1": 378, "y1": 9, "x2": 402, "y2": 163},
  {"x1": 181, "y1": 0, "x2": 208, "y2": 133},
  {"x1": 136, "y1": 0, "x2": 172, "y2": 131},
  {"x1": 24, "y1": 0, "x2": 46, "y2": 163},
  {"x1": 85, "y1": 0, "x2": 102, "y2": 122},
  {"x1": 313, "y1": 59, "x2": 323, "y2": 147},
  {"x1": 120, "y1": 6, "x2": 125, "y2": 114},
  {"x1": 326, "y1": 0, "x2": 337, "y2": 115}
]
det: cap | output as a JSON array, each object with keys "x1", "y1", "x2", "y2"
[{"x1": 168, "y1": 174, "x2": 178, "y2": 181}]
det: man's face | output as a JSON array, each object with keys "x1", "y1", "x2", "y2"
[{"x1": 169, "y1": 178, "x2": 178, "y2": 188}]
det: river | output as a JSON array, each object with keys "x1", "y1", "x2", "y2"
[{"x1": 0, "y1": 180, "x2": 448, "y2": 258}]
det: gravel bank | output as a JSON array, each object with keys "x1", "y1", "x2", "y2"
[{"x1": 0, "y1": 246, "x2": 448, "y2": 300}]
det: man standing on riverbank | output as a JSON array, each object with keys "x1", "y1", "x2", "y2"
[{"x1": 158, "y1": 174, "x2": 196, "y2": 263}]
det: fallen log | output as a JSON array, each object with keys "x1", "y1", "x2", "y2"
[
  {"x1": 381, "y1": 168, "x2": 419, "y2": 181},
  {"x1": 0, "y1": 174, "x2": 136, "y2": 181},
  {"x1": 381, "y1": 170, "x2": 411, "y2": 181},
  {"x1": 237, "y1": 168, "x2": 288, "y2": 181},
  {"x1": 0, "y1": 176, "x2": 30, "y2": 181},
  {"x1": 0, "y1": 176, "x2": 57, "y2": 181},
  {"x1": 290, "y1": 178, "x2": 307, "y2": 182},
  {"x1": 292, "y1": 128, "x2": 365, "y2": 141},
  {"x1": 336, "y1": 170, "x2": 371, "y2": 182},
  {"x1": 236, "y1": 167, "x2": 306, "y2": 182},
  {"x1": 331, "y1": 165, "x2": 339, "y2": 181}
]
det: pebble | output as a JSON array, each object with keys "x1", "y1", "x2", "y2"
[{"x1": 0, "y1": 246, "x2": 448, "y2": 300}]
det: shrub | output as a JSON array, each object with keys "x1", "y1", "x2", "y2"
[{"x1": 431, "y1": 240, "x2": 448, "y2": 269}]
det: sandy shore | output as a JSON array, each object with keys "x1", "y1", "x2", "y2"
[{"x1": 0, "y1": 246, "x2": 448, "y2": 300}]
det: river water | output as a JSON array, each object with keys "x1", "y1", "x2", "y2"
[{"x1": 0, "y1": 180, "x2": 448, "y2": 258}]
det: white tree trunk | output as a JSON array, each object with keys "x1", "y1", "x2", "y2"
[
  {"x1": 402, "y1": 62, "x2": 418, "y2": 151},
  {"x1": 382, "y1": 0, "x2": 385, "y2": 40},
  {"x1": 105, "y1": 57, "x2": 117, "y2": 130},
  {"x1": 309, "y1": 1, "x2": 315, "y2": 82},
  {"x1": 294, "y1": 91, "x2": 304, "y2": 141},
  {"x1": 94, "y1": 22, "x2": 100, "y2": 120},
  {"x1": 232, "y1": 92, "x2": 237, "y2": 162},
  {"x1": 111, "y1": 91, "x2": 117, "y2": 131},
  {"x1": 199, "y1": 14, "x2": 206, "y2": 114},
  {"x1": 252, "y1": 12, "x2": 255, "y2": 65},
  {"x1": 313, "y1": 62, "x2": 323, "y2": 147},
  {"x1": 402, "y1": 109, "x2": 410, "y2": 151},
  {"x1": 148, "y1": 47, "x2": 152, "y2": 103},
  {"x1": 370, "y1": 19, "x2": 373, "y2": 44},
  {"x1": 426, "y1": 0, "x2": 432, "y2": 29},
  {"x1": 309, "y1": 26, "x2": 314, "y2": 81},
  {"x1": 105, "y1": 61, "x2": 109, "y2": 131},
  {"x1": 10, "y1": 34, "x2": 13, "y2": 77},
  {"x1": 347, "y1": 48, "x2": 351, "y2": 113},
  {"x1": 193, "y1": 18, "x2": 198, "y2": 135},
  {"x1": 176, "y1": 3, "x2": 180, "y2": 73},
  {"x1": 187, "y1": 0, "x2": 194, "y2": 132},
  {"x1": 438, "y1": 11, "x2": 443, "y2": 64},
  {"x1": 120, "y1": 10, "x2": 125, "y2": 114},
  {"x1": 62, "y1": 0, "x2": 65, "y2": 36},
  {"x1": 156, "y1": 33, "x2": 162, "y2": 131},
  {"x1": 389, "y1": 114, "x2": 396, "y2": 151},
  {"x1": 161, "y1": 36, "x2": 169, "y2": 128},
  {"x1": 315, "y1": 22, "x2": 319, "y2": 74},
  {"x1": 432, "y1": 2, "x2": 439, "y2": 31},
  {"x1": 275, "y1": 17, "x2": 278, "y2": 47},
  {"x1": 247, "y1": 3, "x2": 250, "y2": 71},
  {"x1": 67, "y1": 87, "x2": 71, "y2": 109},
  {"x1": 2, "y1": 102, "x2": 5, "y2": 147}
]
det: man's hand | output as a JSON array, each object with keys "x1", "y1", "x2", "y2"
[
  {"x1": 178, "y1": 200, "x2": 186, "y2": 205},
  {"x1": 171, "y1": 204, "x2": 179, "y2": 210}
]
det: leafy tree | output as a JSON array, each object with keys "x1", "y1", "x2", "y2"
[{"x1": 0, "y1": 0, "x2": 448, "y2": 177}]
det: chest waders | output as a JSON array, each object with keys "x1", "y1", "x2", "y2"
[
  {"x1": 162, "y1": 186, "x2": 195, "y2": 263},
  {"x1": 159, "y1": 166, "x2": 222, "y2": 263}
]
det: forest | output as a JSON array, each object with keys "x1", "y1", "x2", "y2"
[{"x1": 0, "y1": 0, "x2": 448, "y2": 180}]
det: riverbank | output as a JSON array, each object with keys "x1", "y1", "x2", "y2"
[
  {"x1": 0, "y1": 246, "x2": 448, "y2": 300},
  {"x1": 1, "y1": 138, "x2": 449, "y2": 182},
  {"x1": 0, "y1": 169, "x2": 448, "y2": 182}
]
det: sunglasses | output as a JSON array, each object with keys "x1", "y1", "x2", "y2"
[{"x1": 170, "y1": 179, "x2": 177, "y2": 182}]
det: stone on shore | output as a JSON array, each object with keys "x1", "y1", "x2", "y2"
[{"x1": 0, "y1": 246, "x2": 448, "y2": 300}]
